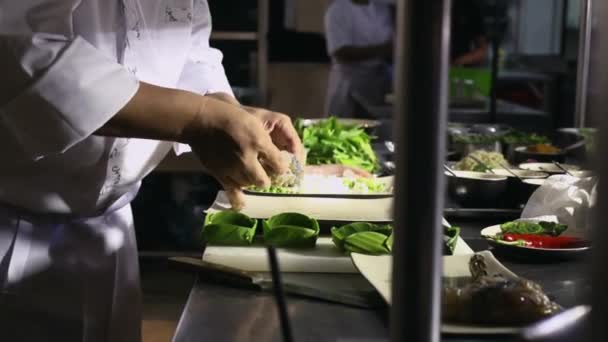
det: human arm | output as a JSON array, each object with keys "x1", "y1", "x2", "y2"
[
  {"x1": 332, "y1": 42, "x2": 393, "y2": 63},
  {"x1": 96, "y1": 82, "x2": 287, "y2": 209},
  {"x1": 453, "y1": 36, "x2": 488, "y2": 66}
]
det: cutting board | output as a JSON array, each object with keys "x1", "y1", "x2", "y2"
[
  {"x1": 203, "y1": 237, "x2": 358, "y2": 273},
  {"x1": 202, "y1": 236, "x2": 473, "y2": 274}
]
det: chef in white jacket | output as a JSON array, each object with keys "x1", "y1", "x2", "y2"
[
  {"x1": 0, "y1": 1, "x2": 304, "y2": 341},
  {"x1": 324, "y1": 0, "x2": 394, "y2": 118}
]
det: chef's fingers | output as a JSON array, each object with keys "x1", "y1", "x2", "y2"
[
  {"x1": 257, "y1": 139, "x2": 288, "y2": 175},
  {"x1": 240, "y1": 155, "x2": 271, "y2": 188},
  {"x1": 279, "y1": 119, "x2": 305, "y2": 160},
  {"x1": 221, "y1": 180, "x2": 246, "y2": 211}
]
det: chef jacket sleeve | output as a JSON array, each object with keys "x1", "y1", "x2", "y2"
[
  {"x1": 176, "y1": 0, "x2": 234, "y2": 97},
  {"x1": 324, "y1": 1, "x2": 354, "y2": 55},
  {"x1": 0, "y1": 4, "x2": 139, "y2": 161}
]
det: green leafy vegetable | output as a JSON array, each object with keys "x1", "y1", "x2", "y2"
[
  {"x1": 202, "y1": 211, "x2": 257, "y2": 245},
  {"x1": 295, "y1": 117, "x2": 378, "y2": 172},
  {"x1": 502, "y1": 131, "x2": 549, "y2": 146},
  {"x1": 263, "y1": 213, "x2": 320, "y2": 248},
  {"x1": 444, "y1": 226, "x2": 460, "y2": 254},
  {"x1": 385, "y1": 231, "x2": 394, "y2": 252},
  {"x1": 344, "y1": 231, "x2": 391, "y2": 255},
  {"x1": 500, "y1": 221, "x2": 567, "y2": 237},
  {"x1": 331, "y1": 222, "x2": 392, "y2": 254},
  {"x1": 342, "y1": 178, "x2": 390, "y2": 193}
]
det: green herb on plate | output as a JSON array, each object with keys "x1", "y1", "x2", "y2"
[
  {"x1": 331, "y1": 222, "x2": 393, "y2": 255},
  {"x1": 500, "y1": 221, "x2": 567, "y2": 237},
  {"x1": 263, "y1": 213, "x2": 320, "y2": 248},
  {"x1": 202, "y1": 211, "x2": 258, "y2": 246},
  {"x1": 295, "y1": 117, "x2": 378, "y2": 172},
  {"x1": 444, "y1": 226, "x2": 460, "y2": 254},
  {"x1": 502, "y1": 131, "x2": 549, "y2": 146}
]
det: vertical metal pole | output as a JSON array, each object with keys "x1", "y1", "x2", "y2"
[
  {"x1": 574, "y1": 0, "x2": 592, "y2": 128},
  {"x1": 591, "y1": 1, "x2": 607, "y2": 340},
  {"x1": 391, "y1": 0, "x2": 451, "y2": 341},
  {"x1": 257, "y1": 0, "x2": 269, "y2": 106}
]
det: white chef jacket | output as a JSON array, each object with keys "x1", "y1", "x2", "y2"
[
  {"x1": 0, "y1": 1, "x2": 233, "y2": 341},
  {"x1": 324, "y1": 0, "x2": 393, "y2": 118},
  {"x1": 0, "y1": 0, "x2": 233, "y2": 216}
]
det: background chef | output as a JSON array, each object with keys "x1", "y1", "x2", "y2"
[{"x1": 324, "y1": 0, "x2": 395, "y2": 118}]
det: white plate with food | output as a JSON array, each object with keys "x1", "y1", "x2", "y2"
[
  {"x1": 518, "y1": 162, "x2": 581, "y2": 174},
  {"x1": 299, "y1": 118, "x2": 381, "y2": 129},
  {"x1": 351, "y1": 250, "x2": 562, "y2": 335},
  {"x1": 481, "y1": 223, "x2": 591, "y2": 260},
  {"x1": 207, "y1": 191, "x2": 393, "y2": 222},
  {"x1": 244, "y1": 175, "x2": 393, "y2": 198}
]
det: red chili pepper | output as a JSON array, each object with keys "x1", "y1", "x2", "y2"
[{"x1": 502, "y1": 233, "x2": 587, "y2": 249}]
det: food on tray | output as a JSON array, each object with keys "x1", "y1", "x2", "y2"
[
  {"x1": 263, "y1": 213, "x2": 320, "y2": 248},
  {"x1": 332, "y1": 223, "x2": 460, "y2": 255},
  {"x1": 442, "y1": 254, "x2": 561, "y2": 325},
  {"x1": 295, "y1": 116, "x2": 378, "y2": 172},
  {"x1": 249, "y1": 175, "x2": 391, "y2": 195},
  {"x1": 270, "y1": 151, "x2": 304, "y2": 188},
  {"x1": 502, "y1": 131, "x2": 549, "y2": 146},
  {"x1": 331, "y1": 222, "x2": 393, "y2": 255},
  {"x1": 202, "y1": 211, "x2": 258, "y2": 246},
  {"x1": 525, "y1": 143, "x2": 562, "y2": 154},
  {"x1": 454, "y1": 150, "x2": 508, "y2": 172},
  {"x1": 489, "y1": 221, "x2": 588, "y2": 249},
  {"x1": 444, "y1": 226, "x2": 460, "y2": 254},
  {"x1": 500, "y1": 233, "x2": 585, "y2": 249},
  {"x1": 453, "y1": 134, "x2": 500, "y2": 145},
  {"x1": 500, "y1": 221, "x2": 567, "y2": 236}
]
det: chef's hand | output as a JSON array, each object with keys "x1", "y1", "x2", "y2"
[
  {"x1": 185, "y1": 97, "x2": 288, "y2": 209},
  {"x1": 244, "y1": 106, "x2": 306, "y2": 165},
  {"x1": 205, "y1": 92, "x2": 306, "y2": 165}
]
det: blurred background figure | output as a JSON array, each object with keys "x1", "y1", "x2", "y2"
[
  {"x1": 451, "y1": 0, "x2": 488, "y2": 66},
  {"x1": 324, "y1": 0, "x2": 394, "y2": 118}
]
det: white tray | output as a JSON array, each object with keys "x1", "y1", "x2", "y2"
[
  {"x1": 207, "y1": 191, "x2": 393, "y2": 222},
  {"x1": 202, "y1": 236, "x2": 473, "y2": 274},
  {"x1": 351, "y1": 250, "x2": 520, "y2": 335}
]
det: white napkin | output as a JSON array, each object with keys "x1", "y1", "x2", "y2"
[{"x1": 521, "y1": 175, "x2": 597, "y2": 238}]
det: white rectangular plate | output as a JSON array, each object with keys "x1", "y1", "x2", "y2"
[
  {"x1": 207, "y1": 191, "x2": 393, "y2": 222},
  {"x1": 351, "y1": 250, "x2": 520, "y2": 335},
  {"x1": 244, "y1": 176, "x2": 393, "y2": 198}
]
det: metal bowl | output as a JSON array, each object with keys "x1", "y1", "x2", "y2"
[
  {"x1": 513, "y1": 146, "x2": 566, "y2": 164},
  {"x1": 445, "y1": 171, "x2": 509, "y2": 208}
]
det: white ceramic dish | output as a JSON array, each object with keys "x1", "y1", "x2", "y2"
[
  {"x1": 299, "y1": 118, "x2": 381, "y2": 129},
  {"x1": 518, "y1": 163, "x2": 581, "y2": 174},
  {"x1": 207, "y1": 191, "x2": 393, "y2": 222},
  {"x1": 481, "y1": 225, "x2": 590, "y2": 260},
  {"x1": 244, "y1": 176, "x2": 393, "y2": 198},
  {"x1": 351, "y1": 250, "x2": 520, "y2": 335},
  {"x1": 490, "y1": 169, "x2": 549, "y2": 179}
]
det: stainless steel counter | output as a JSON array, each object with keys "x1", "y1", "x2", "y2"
[{"x1": 172, "y1": 219, "x2": 589, "y2": 342}]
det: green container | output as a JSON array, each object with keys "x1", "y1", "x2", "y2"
[{"x1": 449, "y1": 67, "x2": 491, "y2": 97}]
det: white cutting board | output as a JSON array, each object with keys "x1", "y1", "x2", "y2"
[
  {"x1": 207, "y1": 191, "x2": 393, "y2": 222},
  {"x1": 202, "y1": 236, "x2": 473, "y2": 274},
  {"x1": 203, "y1": 237, "x2": 357, "y2": 273}
]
